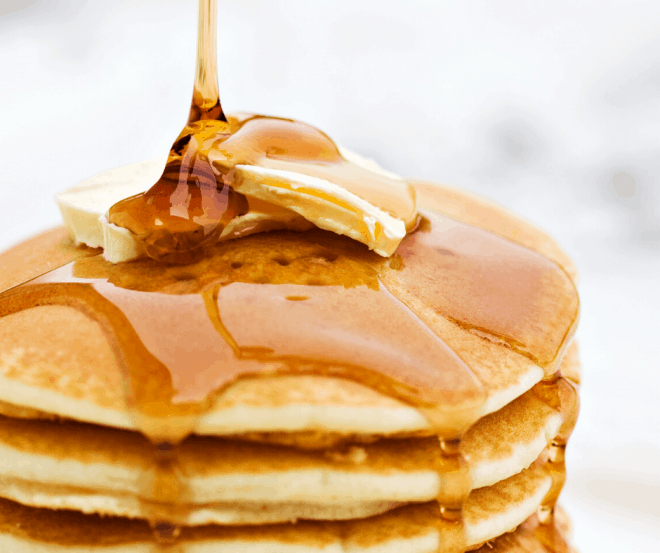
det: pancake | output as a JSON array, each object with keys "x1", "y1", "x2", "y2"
[
  {"x1": 0, "y1": 506, "x2": 576, "y2": 553},
  {"x1": 0, "y1": 460, "x2": 554, "y2": 552},
  {"x1": 0, "y1": 170, "x2": 580, "y2": 552},
  {"x1": 0, "y1": 179, "x2": 578, "y2": 438}
]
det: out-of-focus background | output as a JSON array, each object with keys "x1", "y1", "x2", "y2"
[{"x1": 1, "y1": 1, "x2": 658, "y2": 549}]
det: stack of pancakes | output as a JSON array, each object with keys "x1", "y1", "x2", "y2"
[{"x1": 0, "y1": 181, "x2": 580, "y2": 552}]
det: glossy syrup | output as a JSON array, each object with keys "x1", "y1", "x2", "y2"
[
  {"x1": 0, "y1": 210, "x2": 579, "y2": 551},
  {"x1": 533, "y1": 373, "x2": 580, "y2": 552}
]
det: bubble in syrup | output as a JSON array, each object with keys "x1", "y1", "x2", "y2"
[{"x1": 151, "y1": 521, "x2": 181, "y2": 544}]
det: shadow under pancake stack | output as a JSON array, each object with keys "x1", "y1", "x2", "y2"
[{"x1": 0, "y1": 1, "x2": 581, "y2": 551}]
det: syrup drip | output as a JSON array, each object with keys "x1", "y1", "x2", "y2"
[
  {"x1": 143, "y1": 443, "x2": 188, "y2": 549},
  {"x1": 0, "y1": 212, "x2": 579, "y2": 551},
  {"x1": 436, "y1": 437, "x2": 472, "y2": 552},
  {"x1": 532, "y1": 373, "x2": 580, "y2": 552}
]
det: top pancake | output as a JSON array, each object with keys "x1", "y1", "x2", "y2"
[{"x1": 0, "y1": 178, "x2": 578, "y2": 437}]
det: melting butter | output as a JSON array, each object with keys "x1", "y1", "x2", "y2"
[
  {"x1": 57, "y1": 139, "x2": 411, "y2": 264},
  {"x1": 106, "y1": 114, "x2": 414, "y2": 264}
]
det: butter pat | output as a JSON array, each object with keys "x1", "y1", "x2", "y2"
[
  {"x1": 57, "y1": 157, "x2": 167, "y2": 251},
  {"x1": 57, "y1": 150, "x2": 407, "y2": 263},
  {"x1": 234, "y1": 165, "x2": 405, "y2": 257}
]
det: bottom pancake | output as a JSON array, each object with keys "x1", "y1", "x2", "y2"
[
  {"x1": 0, "y1": 501, "x2": 575, "y2": 553},
  {"x1": 0, "y1": 460, "x2": 553, "y2": 552}
]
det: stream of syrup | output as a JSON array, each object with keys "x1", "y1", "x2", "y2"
[
  {"x1": 107, "y1": 0, "x2": 415, "y2": 265},
  {"x1": 533, "y1": 373, "x2": 580, "y2": 552},
  {"x1": 0, "y1": 0, "x2": 580, "y2": 550}
]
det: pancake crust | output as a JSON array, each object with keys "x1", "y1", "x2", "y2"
[
  {"x1": 0, "y1": 223, "x2": 578, "y2": 435},
  {"x1": 412, "y1": 180, "x2": 577, "y2": 283},
  {"x1": 561, "y1": 341, "x2": 581, "y2": 385}
]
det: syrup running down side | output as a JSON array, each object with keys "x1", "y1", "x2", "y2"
[{"x1": 533, "y1": 373, "x2": 580, "y2": 553}]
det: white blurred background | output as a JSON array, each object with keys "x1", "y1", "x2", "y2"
[{"x1": 1, "y1": 1, "x2": 659, "y2": 549}]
